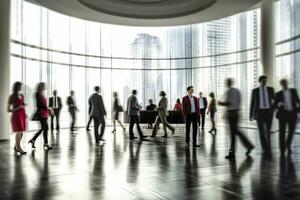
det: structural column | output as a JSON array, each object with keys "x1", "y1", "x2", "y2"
[
  {"x1": 260, "y1": 0, "x2": 276, "y2": 86},
  {"x1": 0, "y1": 0, "x2": 11, "y2": 140}
]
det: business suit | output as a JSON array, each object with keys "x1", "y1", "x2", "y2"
[
  {"x1": 152, "y1": 96, "x2": 175, "y2": 137},
  {"x1": 275, "y1": 88, "x2": 300, "y2": 154},
  {"x1": 127, "y1": 94, "x2": 144, "y2": 139},
  {"x1": 89, "y1": 93, "x2": 106, "y2": 143},
  {"x1": 49, "y1": 96, "x2": 62, "y2": 132},
  {"x1": 198, "y1": 97, "x2": 208, "y2": 129},
  {"x1": 182, "y1": 95, "x2": 200, "y2": 146},
  {"x1": 250, "y1": 87, "x2": 275, "y2": 151},
  {"x1": 67, "y1": 96, "x2": 77, "y2": 131}
]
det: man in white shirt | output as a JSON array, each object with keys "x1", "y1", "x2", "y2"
[
  {"x1": 198, "y1": 92, "x2": 208, "y2": 130},
  {"x1": 250, "y1": 76, "x2": 275, "y2": 153},
  {"x1": 219, "y1": 78, "x2": 254, "y2": 159},
  {"x1": 49, "y1": 90, "x2": 62, "y2": 133},
  {"x1": 275, "y1": 79, "x2": 300, "y2": 156}
]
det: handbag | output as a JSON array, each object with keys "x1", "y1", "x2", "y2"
[
  {"x1": 117, "y1": 105, "x2": 123, "y2": 112},
  {"x1": 31, "y1": 110, "x2": 41, "y2": 121}
]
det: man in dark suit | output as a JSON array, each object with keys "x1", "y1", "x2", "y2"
[
  {"x1": 89, "y1": 86, "x2": 106, "y2": 144},
  {"x1": 67, "y1": 90, "x2": 78, "y2": 132},
  {"x1": 250, "y1": 75, "x2": 275, "y2": 153},
  {"x1": 198, "y1": 92, "x2": 208, "y2": 130},
  {"x1": 127, "y1": 90, "x2": 147, "y2": 140},
  {"x1": 182, "y1": 86, "x2": 200, "y2": 148},
  {"x1": 275, "y1": 79, "x2": 300, "y2": 156},
  {"x1": 146, "y1": 99, "x2": 157, "y2": 128},
  {"x1": 49, "y1": 90, "x2": 62, "y2": 133}
]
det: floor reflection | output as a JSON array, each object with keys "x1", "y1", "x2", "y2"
[{"x1": 1, "y1": 126, "x2": 300, "y2": 199}]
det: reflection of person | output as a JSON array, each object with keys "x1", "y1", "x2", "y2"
[
  {"x1": 207, "y1": 92, "x2": 217, "y2": 134},
  {"x1": 29, "y1": 82, "x2": 53, "y2": 150},
  {"x1": 86, "y1": 110, "x2": 93, "y2": 131},
  {"x1": 89, "y1": 86, "x2": 107, "y2": 144},
  {"x1": 146, "y1": 99, "x2": 156, "y2": 128},
  {"x1": 49, "y1": 90, "x2": 62, "y2": 133},
  {"x1": 7, "y1": 82, "x2": 27, "y2": 154},
  {"x1": 198, "y1": 92, "x2": 208, "y2": 130},
  {"x1": 67, "y1": 90, "x2": 78, "y2": 132},
  {"x1": 182, "y1": 86, "x2": 200, "y2": 147},
  {"x1": 151, "y1": 91, "x2": 175, "y2": 138},
  {"x1": 112, "y1": 92, "x2": 126, "y2": 133},
  {"x1": 275, "y1": 79, "x2": 300, "y2": 156},
  {"x1": 219, "y1": 78, "x2": 254, "y2": 159},
  {"x1": 173, "y1": 98, "x2": 183, "y2": 112},
  {"x1": 127, "y1": 90, "x2": 147, "y2": 140},
  {"x1": 250, "y1": 75, "x2": 275, "y2": 153}
]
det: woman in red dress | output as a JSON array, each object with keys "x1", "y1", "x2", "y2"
[
  {"x1": 28, "y1": 82, "x2": 53, "y2": 150},
  {"x1": 173, "y1": 98, "x2": 183, "y2": 112},
  {"x1": 7, "y1": 81, "x2": 27, "y2": 154}
]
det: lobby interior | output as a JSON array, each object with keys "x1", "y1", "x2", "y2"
[{"x1": 1, "y1": 0, "x2": 300, "y2": 199}]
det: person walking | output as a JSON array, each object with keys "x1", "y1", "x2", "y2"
[
  {"x1": 112, "y1": 92, "x2": 126, "y2": 133},
  {"x1": 207, "y1": 92, "x2": 217, "y2": 134},
  {"x1": 219, "y1": 78, "x2": 254, "y2": 159},
  {"x1": 88, "y1": 86, "x2": 107, "y2": 144},
  {"x1": 151, "y1": 91, "x2": 175, "y2": 138},
  {"x1": 127, "y1": 90, "x2": 147, "y2": 140},
  {"x1": 29, "y1": 82, "x2": 53, "y2": 150}
]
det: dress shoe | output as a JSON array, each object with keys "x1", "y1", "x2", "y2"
[
  {"x1": 246, "y1": 146, "x2": 254, "y2": 156},
  {"x1": 171, "y1": 130, "x2": 175, "y2": 135},
  {"x1": 225, "y1": 153, "x2": 235, "y2": 159},
  {"x1": 140, "y1": 136, "x2": 148, "y2": 140},
  {"x1": 193, "y1": 144, "x2": 200, "y2": 148},
  {"x1": 44, "y1": 144, "x2": 53, "y2": 150},
  {"x1": 161, "y1": 135, "x2": 168, "y2": 138},
  {"x1": 28, "y1": 140, "x2": 36, "y2": 149},
  {"x1": 129, "y1": 136, "x2": 138, "y2": 140},
  {"x1": 99, "y1": 138, "x2": 105, "y2": 141}
]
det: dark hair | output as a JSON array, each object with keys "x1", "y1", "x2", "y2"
[
  {"x1": 209, "y1": 92, "x2": 215, "y2": 98},
  {"x1": 113, "y1": 92, "x2": 118, "y2": 97},
  {"x1": 12, "y1": 82, "x2": 22, "y2": 96},
  {"x1": 37, "y1": 82, "x2": 46, "y2": 93},
  {"x1": 94, "y1": 86, "x2": 100, "y2": 92},
  {"x1": 187, "y1": 86, "x2": 193, "y2": 91},
  {"x1": 132, "y1": 90, "x2": 137, "y2": 95},
  {"x1": 176, "y1": 98, "x2": 181, "y2": 104},
  {"x1": 259, "y1": 75, "x2": 267, "y2": 82},
  {"x1": 280, "y1": 79, "x2": 288, "y2": 85},
  {"x1": 160, "y1": 91, "x2": 166, "y2": 96}
]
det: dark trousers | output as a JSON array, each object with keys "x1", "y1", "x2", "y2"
[
  {"x1": 256, "y1": 109, "x2": 273, "y2": 151},
  {"x1": 129, "y1": 115, "x2": 143, "y2": 138},
  {"x1": 70, "y1": 109, "x2": 76, "y2": 131},
  {"x1": 32, "y1": 118, "x2": 49, "y2": 144},
  {"x1": 185, "y1": 113, "x2": 198, "y2": 145},
  {"x1": 278, "y1": 111, "x2": 297, "y2": 154},
  {"x1": 210, "y1": 112, "x2": 216, "y2": 130},
  {"x1": 93, "y1": 116, "x2": 106, "y2": 142},
  {"x1": 228, "y1": 111, "x2": 253, "y2": 153},
  {"x1": 51, "y1": 109, "x2": 60, "y2": 131},
  {"x1": 198, "y1": 109, "x2": 206, "y2": 128},
  {"x1": 86, "y1": 116, "x2": 93, "y2": 129}
]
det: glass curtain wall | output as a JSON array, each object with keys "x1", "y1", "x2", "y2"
[{"x1": 11, "y1": 0, "x2": 300, "y2": 130}]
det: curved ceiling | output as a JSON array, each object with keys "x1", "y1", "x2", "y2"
[{"x1": 31, "y1": 0, "x2": 261, "y2": 26}]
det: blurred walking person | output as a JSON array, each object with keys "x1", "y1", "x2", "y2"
[
  {"x1": 112, "y1": 92, "x2": 126, "y2": 133},
  {"x1": 207, "y1": 92, "x2": 217, "y2": 134}
]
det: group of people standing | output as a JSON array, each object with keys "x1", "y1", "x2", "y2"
[{"x1": 7, "y1": 75, "x2": 300, "y2": 160}]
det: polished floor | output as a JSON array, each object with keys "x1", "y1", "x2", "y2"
[{"x1": 1, "y1": 124, "x2": 300, "y2": 200}]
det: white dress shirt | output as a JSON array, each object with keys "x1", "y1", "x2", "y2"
[
  {"x1": 53, "y1": 96, "x2": 58, "y2": 109},
  {"x1": 283, "y1": 89, "x2": 293, "y2": 111},
  {"x1": 226, "y1": 88, "x2": 241, "y2": 111},
  {"x1": 199, "y1": 97, "x2": 204, "y2": 109},
  {"x1": 189, "y1": 95, "x2": 196, "y2": 113},
  {"x1": 259, "y1": 87, "x2": 270, "y2": 109}
]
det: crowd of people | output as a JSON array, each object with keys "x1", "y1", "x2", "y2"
[{"x1": 7, "y1": 75, "x2": 300, "y2": 159}]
